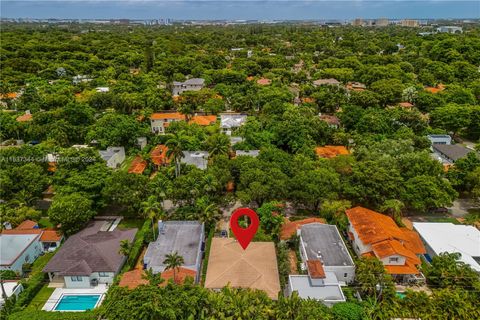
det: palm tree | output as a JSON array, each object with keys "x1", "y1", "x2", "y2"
[
  {"x1": 197, "y1": 199, "x2": 222, "y2": 229},
  {"x1": 165, "y1": 131, "x2": 189, "y2": 177},
  {"x1": 163, "y1": 252, "x2": 184, "y2": 284},
  {"x1": 118, "y1": 239, "x2": 132, "y2": 257},
  {"x1": 205, "y1": 133, "x2": 230, "y2": 159},
  {"x1": 380, "y1": 199, "x2": 405, "y2": 222},
  {"x1": 141, "y1": 268, "x2": 165, "y2": 287},
  {"x1": 141, "y1": 195, "x2": 162, "y2": 241}
]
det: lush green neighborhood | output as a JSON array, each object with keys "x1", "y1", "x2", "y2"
[{"x1": 1, "y1": 22, "x2": 479, "y2": 319}]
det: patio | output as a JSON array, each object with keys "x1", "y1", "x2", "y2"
[{"x1": 42, "y1": 284, "x2": 108, "y2": 311}]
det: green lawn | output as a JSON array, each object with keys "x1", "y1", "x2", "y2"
[
  {"x1": 26, "y1": 285, "x2": 55, "y2": 310},
  {"x1": 38, "y1": 217, "x2": 54, "y2": 229},
  {"x1": 118, "y1": 218, "x2": 145, "y2": 230},
  {"x1": 120, "y1": 154, "x2": 136, "y2": 172},
  {"x1": 425, "y1": 217, "x2": 460, "y2": 224}
]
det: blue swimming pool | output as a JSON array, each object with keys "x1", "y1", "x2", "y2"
[{"x1": 54, "y1": 294, "x2": 101, "y2": 311}]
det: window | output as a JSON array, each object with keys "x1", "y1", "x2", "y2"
[
  {"x1": 99, "y1": 272, "x2": 108, "y2": 277},
  {"x1": 344, "y1": 273, "x2": 348, "y2": 278},
  {"x1": 71, "y1": 276, "x2": 83, "y2": 282},
  {"x1": 389, "y1": 257, "x2": 399, "y2": 263},
  {"x1": 24, "y1": 255, "x2": 30, "y2": 263}
]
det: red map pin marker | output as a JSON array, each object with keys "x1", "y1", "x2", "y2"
[{"x1": 230, "y1": 207, "x2": 259, "y2": 250}]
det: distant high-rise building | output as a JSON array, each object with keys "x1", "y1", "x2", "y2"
[
  {"x1": 352, "y1": 18, "x2": 364, "y2": 26},
  {"x1": 375, "y1": 18, "x2": 389, "y2": 27},
  {"x1": 400, "y1": 19, "x2": 419, "y2": 27}
]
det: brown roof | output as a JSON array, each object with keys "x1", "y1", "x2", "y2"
[
  {"x1": 2, "y1": 220, "x2": 63, "y2": 242},
  {"x1": 204, "y1": 238, "x2": 280, "y2": 299},
  {"x1": 306, "y1": 260, "x2": 326, "y2": 279},
  {"x1": 315, "y1": 146, "x2": 350, "y2": 158},
  {"x1": 256, "y1": 78, "x2": 272, "y2": 86},
  {"x1": 119, "y1": 269, "x2": 149, "y2": 289},
  {"x1": 119, "y1": 267, "x2": 196, "y2": 289},
  {"x1": 43, "y1": 220, "x2": 137, "y2": 275},
  {"x1": 319, "y1": 114, "x2": 341, "y2": 126},
  {"x1": 280, "y1": 217, "x2": 326, "y2": 240}
]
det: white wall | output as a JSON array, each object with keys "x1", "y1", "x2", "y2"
[
  {"x1": 324, "y1": 265, "x2": 355, "y2": 284},
  {"x1": 90, "y1": 272, "x2": 115, "y2": 285},
  {"x1": 380, "y1": 255, "x2": 406, "y2": 266},
  {"x1": 349, "y1": 224, "x2": 372, "y2": 255},
  {"x1": 64, "y1": 276, "x2": 90, "y2": 289}
]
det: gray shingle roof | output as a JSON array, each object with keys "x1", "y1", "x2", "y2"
[
  {"x1": 433, "y1": 144, "x2": 474, "y2": 161},
  {"x1": 43, "y1": 220, "x2": 137, "y2": 275},
  {"x1": 300, "y1": 223, "x2": 354, "y2": 267}
]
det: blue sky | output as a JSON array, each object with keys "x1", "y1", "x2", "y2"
[{"x1": 1, "y1": 1, "x2": 479, "y2": 20}]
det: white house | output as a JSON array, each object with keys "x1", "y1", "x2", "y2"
[
  {"x1": 99, "y1": 147, "x2": 125, "y2": 169},
  {"x1": 427, "y1": 134, "x2": 452, "y2": 145},
  {"x1": 346, "y1": 207, "x2": 426, "y2": 283},
  {"x1": 437, "y1": 26, "x2": 463, "y2": 34},
  {"x1": 181, "y1": 151, "x2": 209, "y2": 170},
  {"x1": 413, "y1": 222, "x2": 480, "y2": 273},
  {"x1": 172, "y1": 78, "x2": 205, "y2": 96},
  {"x1": 0, "y1": 281, "x2": 23, "y2": 308},
  {"x1": 0, "y1": 233, "x2": 43, "y2": 272},
  {"x1": 298, "y1": 223, "x2": 355, "y2": 284},
  {"x1": 150, "y1": 112, "x2": 185, "y2": 134},
  {"x1": 43, "y1": 219, "x2": 137, "y2": 288},
  {"x1": 220, "y1": 113, "x2": 247, "y2": 135}
]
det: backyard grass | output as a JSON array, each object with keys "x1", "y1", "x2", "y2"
[
  {"x1": 26, "y1": 285, "x2": 55, "y2": 310},
  {"x1": 38, "y1": 217, "x2": 54, "y2": 229},
  {"x1": 118, "y1": 219, "x2": 145, "y2": 230},
  {"x1": 425, "y1": 217, "x2": 461, "y2": 224},
  {"x1": 120, "y1": 154, "x2": 136, "y2": 172}
]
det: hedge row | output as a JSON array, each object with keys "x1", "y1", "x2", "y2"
[
  {"x1": 8, "y1": 310, "x2": 97, "y2": 320},
  {"x1": 200, "y1": 228, "x2": 214, "y2": 286},
  {"x1": 121, "y1": 219, "x2": 151, "y2": 272}
]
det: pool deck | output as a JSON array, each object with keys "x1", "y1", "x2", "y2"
[{"x1": 42, "y1": 284, "x2": 108, "y2": 311}]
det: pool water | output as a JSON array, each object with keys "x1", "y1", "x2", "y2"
[
  {"x1": 396, "y1": 292, "x2": 406, "y2": 299},
  {"x1": 54, "y1": 294, "x2": 101, "y2": 311}
]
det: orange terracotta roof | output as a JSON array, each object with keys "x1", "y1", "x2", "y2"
[
  {"x1": 301, "y1": 97, "x2": 315, "y2": 103},
  {"x1": 371, "y1": 239, "x2": 420, "y2": 264},
  {"x1": 257, "y1": 78, "x2": 272, "y2": 85},
  {"x1": 128, "y1": 156, "x2": 147, "y2": 174},
  {"x1": 246, "y1": 76, "x2": 255, "y2": 81},
  {"x1": 119, "y1": 269, "x2": 149, "y2": 289},
  {"x1": 160, "y1": 267, "x2": 196, "y2": 285},
  {"x1": 346, "y1": 207, "x2": 409, "y2": 245},
  {"x1": 150, "y1": 145, "x2": 171, "y2": 166},
  {"x1": 384, "y1": 259, "x2": 420, "y2": 275},
  {"x1": 306, "y1": 260, "x2": 326, "y2": 279},
  {"x1": 398, "y1": 102, "x2": 414, "y2": 108},
  {"x1": 0, "y1": 92, "x2": 19, "y2": 99},
  {"x1": 280, "y1": 217, "x2": 326, "y2": 240},
  {"x1": 361, "y1": 252, "x2": 376, "y2": 258},
  {"x1": 40, "y1": 229, "x2": 63, "y2": 242},
  {"x1": 16, "y1": 113, "x2": 32, "y2": 122},
  {"x1": 315, "y1": 146, "x2": 350, "y2": 158},
  {"x1": 16, "y1": 220, "x2": 38, "y2": 230},
  {"x1": 150, "y1": 112, "x2": 186, "y2": 121},
  {"x1": 424, "y1": 84, "x2": 445, "y2": 94},
  {"x1": 400, "y1": 228, "x2": 426, "y2": 255},
  {"x1": 226, "y1": 181, "x2": 235, "y2": 192},
  {"x1": 189, "y1": 115, "x2": 217, "y2": 126}
]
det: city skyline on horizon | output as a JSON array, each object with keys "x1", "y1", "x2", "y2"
[{"x1": 2, "y1": 1, "x2": 479, "y2": 20}]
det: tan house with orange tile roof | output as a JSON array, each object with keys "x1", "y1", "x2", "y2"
[
  {"x1": 204, "y1": 238, "x2": 280, "y2": 299},
  {"x1": 346, "y1": 206, "x2": 426, "y2": 283},
  {"x1": 150, "y1": 112, "x2": 186, "y2": 134},
  {"x1": 315, "y1": 146, "x2": 350, "y2": 159}
]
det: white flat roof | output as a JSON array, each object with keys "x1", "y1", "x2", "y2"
[
  {"x1": 289, "y1": 273, "x2": 345, "y2": 302},
  {"x1": 413, "y1": 222, "x2": 480, "y2": 272}
]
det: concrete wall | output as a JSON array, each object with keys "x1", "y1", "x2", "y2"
[{"x1": 324, "y1": 265, "x2": 355, "y2": 284}]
